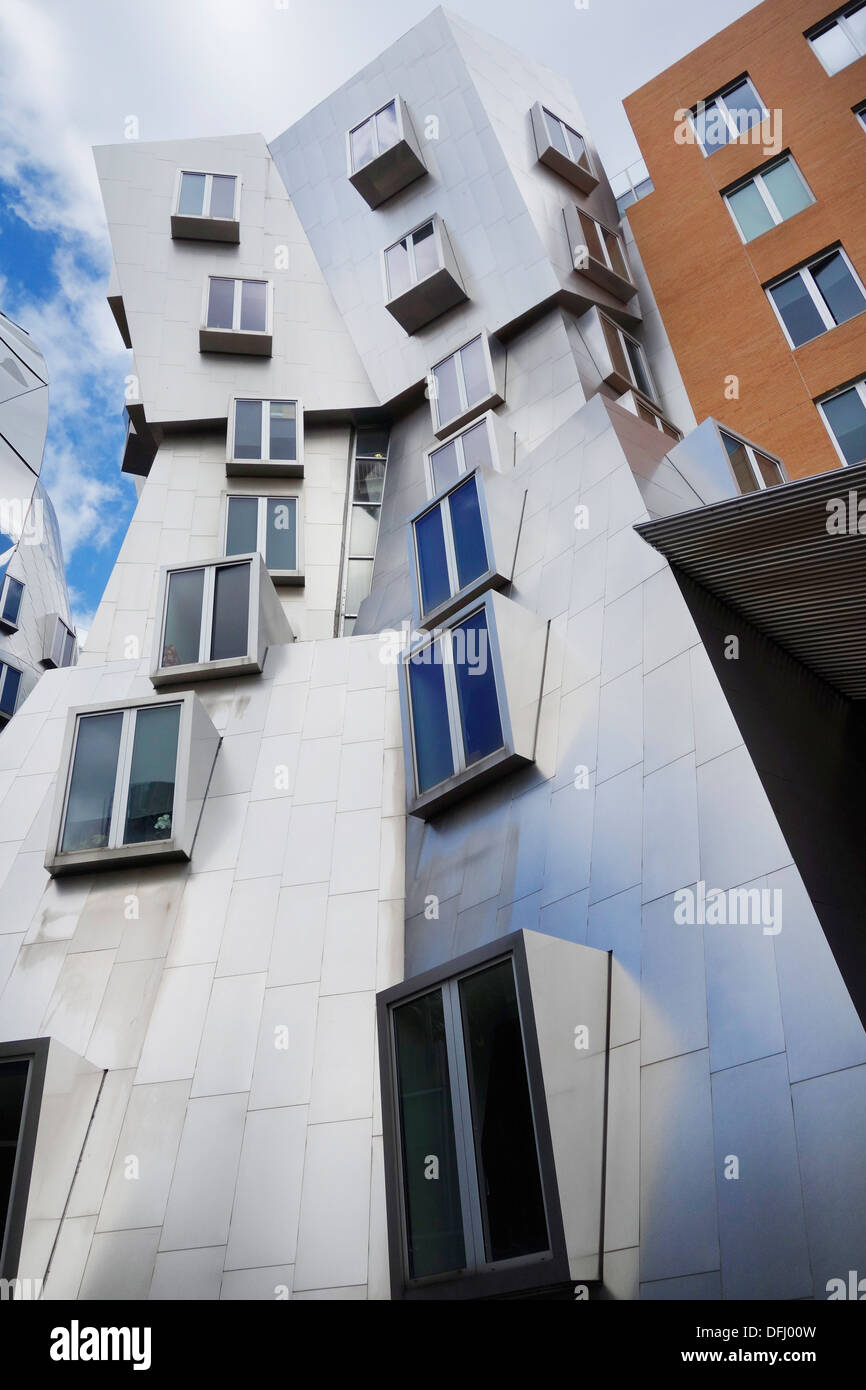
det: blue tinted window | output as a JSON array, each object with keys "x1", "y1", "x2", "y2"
[
  {"x1": 415, "y1": 504, "x2": 450, "y2": 614},
  {"x1": 1, "y1": 577, "x2": 23, "y2": 626},
  {"x1": 449, "y1": 476, "x2": 488, "y2": 590},
  {"x1": 408, "y1": 645, "x2": 454, "y2": 792},
  {"x1": 0, "y1": 664, "x2": 21, "y2": 717},
  {"x1": 452, "y1": 610, "x2": 503, "y2": 766}
]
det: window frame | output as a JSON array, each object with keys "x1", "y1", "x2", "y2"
[
  {"x1": 44, "y1": 692, "x2": 220, "y2": 876},
  {"x1": 689, "y1": 75, "x2": 769, "y2": 157},
  {"x1": 0, "y1": 657, "x2": 22, "y2": 724},
  {"x1": 338, "y1": 425, "x2": 390, "y2": 635},
  {"x1": 722, "y1": 155, "x2": 815, "y2": 244},
  {"x1": 807, "y1": 4, "x2": 866, "y2": 75},
  {"x1": 346, "y1": 95, "x2": 427, "y2": 209},
  {"x1": 714, "y1": 424, "x2": 788, "y2": 492},
  {"x1": 152, "y1": 554, "x2": 265, "y2": 685},
  {"x1": 428, "y1": 333, "x2": 504, "y2": 439},
  {"x1": 765, "y1": 246, "x2": 866, "y2": 349},
  {"x1": 598, "y1": 311, "x2": 658, "y2": 403},
  {"x1": 223, "y1": 492, "x2": 304, "y2": 586},
  {"x1": 563, "y1": 205, "x2": 636, "y2": 302},
  {"x1": 423, "y1": 412, "x2": 506, "y2": 498},
  {"x1": 530, "y1": 101, "x2": 598, "y2": 192},
  {"x1": 171, "y1": 169, "x2": 241, "y2": 234},
  {"x1": 616, "y1": 390, "x2": 683, "y2": 441},
  {"x1": 0, "y1": 572, "x2": 24, "y2": 631},
  {"x1": 383, "y1": 216, "x2": 443, "y2": 298},
  {"x1": 226, "y1": 395, "x2": 304, "y2": 477},
  {"x1": 200, "y1": 277, "x2": 273, "y2": 355},
  {"x1": 348, "y1": 98, "x2": 402, "y2": 173},
  {"x1": 817, "y1": 378, "x2": 866, "y2": 466},
  {"x1": 376, "y1": 934, "x2": 571, "y2": 1300},
  {"x1": 43, "y1": 614, "x2": 77, "y2": 670}
]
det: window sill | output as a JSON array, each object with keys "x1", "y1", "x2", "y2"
[
  {"x1": 171, "y1": 213, "x2": 240, "y2": 243},
  {"x1": 269, "y1": 569, "x2": 305, "y2": 588},
  {"x1": 226, "y1": 457, "x2": 304, "y2": 478},
  {"x1": 434, "y1": 390, "x2": 503, "y2": 442},
  {"x1": 409, "y1": 745, "x2": 530, "y2": 819},
  {"x1": 151, "y1": 653, "x2": 265, "y2": 688},
  {"x1": 46, "y1": 838, "x2": 191, "y2": 878},
  {"x1": 386, "y1": 266, "x2": 468, "y2": 335},
  {"x1": 0, "y1": 617, "x2": 20, "y2": 635},
  {"x1": 199, "y1": 327, "x2": 272, "y2": 356},
  {"x1": 349, "y1": 140, "x2": 426, "y2": 209}
]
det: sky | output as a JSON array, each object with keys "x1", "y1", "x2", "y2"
[{"x1": 0, "y1": 0, "x2": 760, "y2": 638}]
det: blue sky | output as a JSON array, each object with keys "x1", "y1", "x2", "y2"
[{"x1": 0, "y1": 0, "x2": 759, "y2": 639}]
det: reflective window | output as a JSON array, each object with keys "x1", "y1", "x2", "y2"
[
  {"x1": 387, "y1": 956, "x2": 549, "y2": 1285},
  {"x1": 225, "y1": 495, "x2": 298, "y2": 573},
  {"x1": 407, "y1": 643, "x2": 455, "y2": 793},
  {"x1": 60, "y1": 704, "x2": 181, "y2": 853},
  {"x1": 384, "y1": 221, "x2": 441, "y2": 299},
  {"x1": 819, "y1": 381, "x2": 866, "y2": 465},
  {"x1": 431, "y1": 336, "x2": 495, "y2": 430},
  {"x1": 177, "y1": 171, "x2": 237, "y2": 219},
  {"x1": 340, "y1": 428, "x2": 390, "y2": 632},
  {"x1": 720, "y1": 429, "x2": 785, "y2": 492},
  {"x1": 0, "y1": 1057, "x2": 29, "y2": 1258},
  {"x1": 429, "y1": 418, "x2": 495, "y2": 495},
  {"x1": 414, "y1": 474, "x2": 490, "y2": 618},
  {"x1": 0, "y1": 575, "x2": 23, "y2": 627},
  {"x1": 225, "y1": 496, "x2": 258, "y2": 555},
  {"x1": 350, "y1": 100, "x2": 400, "y2": 171},
  {"x1": 808, "y1": 4, "x2": 866, "y2": 74},
  {"x1": 231, "y1": 399, "x2": 298, "y2": 463},
  {"x1": 768, "y1": 249, "x2": 866, "y2": 348},
  {"x1": 452, "y1": 609, "x2": 502, "y2": 766},
  {"x1": 692, "y1": 76, "x2": 767, "y2": 154},
  {"x1": 541, "y1": 108, "x2": 592, "y2": 172},
  {"x1": 206, "y1": 277, "x2": 268, "y2": 332},
  {"x1": 0, "y1": 661, "x2": 22, "y2": 721},
  {"x1": 600, "y1": 315, "x2": 657, "y2": 402},
  {"x1": 160, "y1": 561, "x2": 251, "y2": 670},
  {"x1": 724, "y1": 157, "x2": 814, "y2": 242}
]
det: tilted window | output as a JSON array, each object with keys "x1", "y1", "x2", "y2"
[
  {"x1": 0, "y1": 574, "x2": 24, "y2": 630},
  {"x1": 691, "y1": 75, "x2": 767, "y2": 154},
  {"x1": 723, "y1": 156, "x2": 814, "y2": 243},
  {"x1": 599, "y1": 314, "x2": 657, "y2": 402},
  {"x1": 227, "y1": 398, "x2": 302, "y2": 476},
  {"x1": 383, "y1": 216, "x2": 467, "y2": 333},
  {"x1": 200, "y1": 278, "x2": 272, "y2": 355},
  {"x1": 0, "y1": 659, "x2": 22, "y2": 724},
  {"x1": 530, "y1": 102, "x2": 597, "y2": 192},
  {"x1": 807, "y1": 4, "x2": 866, "y2": 74},
  {"x1": 425, "y1": 413, "x2": 508, "y2": 496},
  {"x1": 339, "y1": 426, "x2": 390, "y2": 635},
  {"x1": 766, "y1": 248, "x2": 866, "y2": 348},
  {"x1": 563, "y1": 206, "x2": 636, "y2": 301},
  {"x1": 43, "y1": 614, "x2": 77, "y2": 669},
  {"x1": 151, "y1": 553, "x2": 292, "y2": 686},
  {"x1": 45, "y1": 693, "x2": 221, "y2": 875},
  {"x1": 818, "y1": 379, "x2": 866, "y2": 465},
  {"x1": 172, "y1": 171, "x2": 240, "y2": 242},
  {"x1": 347, "y1": 97, "x2": 426, "y2": 208},
  {"x1": 719, "y1": 428, "x2": 786, "y2": 492},
  {"x1": 225, "y1": 494, "x2": 302, "y2": 584},
  {"x1": 429, "y1": 334, "x2": 505, "y2": 439},
  {"x1": 617, "y1": 390, "x2": 683, "y2": 441}
]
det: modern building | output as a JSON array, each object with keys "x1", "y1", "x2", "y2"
[
  {"x1": 0, "y1": 4, "x2": 864, "y2": 1303},
  {"x1": 0, "y1": 311, "x2": 78, "y2": 731},
  {"x1": 623, "y1": 0, "x2": 866, "y2": 480}
]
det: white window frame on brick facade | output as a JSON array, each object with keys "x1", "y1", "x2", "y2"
[
  {"x1": 807, "y1": 4, "x2": 866, "y2": 75},
  {"x1": 765, "y1": 247, "x2": 866, "y2": 349},
  {"x1": 689, "y1": 75, "x2": 769, "y2": 156},
  {"x1": 817, "y1": 378, "x2": 866, "y2": 466},
  {"x1": 723, "y1": 157, "x2": 815, "y2": 244}
]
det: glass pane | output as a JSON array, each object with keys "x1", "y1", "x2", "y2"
[
  {"x1": 343, "y1": 617, "x2": 356, "y2": 635},
  {"x1": 812, "y1": 252, "x2": 866, "y2": 326},
  {"x1": 811, "y1": 23, "x2": 859, "y2": 73},
  {"x1": 563, "y1": 122, "x2": 589, "y2": 170},
  {"x1": 265, "y1": 498, "x2": 297, "y2": 570},
  {"x1": 210, "y1": 174, "x2": 236, "y2": 219},
  {"x1": 61, "y1": 628, "x2": 76, "y2": 668},
  {"x1": 727, "y1": 181, "x2": 775, "y2": 241},
  {"x1": 345, "y1": 558, "x2": 373, "y2": 616},
  {"x1": 0, "y1": 1057, "x2": 29, "y2": 1253},
  {"x1": 459, "y1": 960, "x2": 548, "y2": 1263},
  {"x1": 724, "y1": 78, "x2": 764, "y2": 135},
  {"x1": 0, "y1": 664, "x2": 21, "y2": 717},
  {"x1": 234, "y1": 400, "x2": 262, "y2": 459},
  {"x1": 207, "y1": 277, "x2": 235, "y2": 329},
  {"x1": 769, "y1": 275, "x2": 826, "y2": 347},
  {"x1": 849, "y1": 3, "x2": 866, "y2": 47},
  {"x1": 123, "y1": 703, "x2": 180, "y2": 845},
  {"x1": 762, "y1": 159, "x2": 812, "y2": 221},
  {"x1": 430, "y1": 440, "x2": 460, "y2": 494},
  {"x1": 459, "y1": 336, "x2": 490, "y2": 408},
  {"x1": 2, "y1": 577, "x2": 23, "y2": 625},
  {"x1": 354, "y1": 457, "x2": 386, "y2": 503},
  {"x1": 694, "y1": 99, "x2": 730, "y2": 152},
  {"x1": 408, "y1": 644, "x2": 455, "y2": 791},
  {"x1": 226, "y1": 497, "x2": 259, "y2": 556},
  {"x1": 577, "y1": 210, "x2": 604, "y2": 262},
  {"x1": 211, "y1": 563, "x2": 250, "y2": 660},
  {"x1": 601, "y1": 316, "x2": 630, "y2": 380},
  {"x1": 604, "y1": 229, "x2": 630, "y2": 281},
  {"x1": 753, "y1": 451, "x2": 783, "y2": 487},
  {"x1": 393, "y1": 990, "x2": 465, "y2": 1279},
  {"x1": 356, "y1": 427, "x2": 389, "y2": 459},
  {"x1": 721, "y1": 432, "x2": 759, "y2": 493},
  {"x1": 415, "y1": 504, "x2": 451, "y2": 613},
  {"x1": 544, "y1": 110, "x2": 570, "y2": 158},
  {"x1": 385, "y1": 238, "x2": 413, "y2": 298},
  {"x1": 178, "y1": 171, "x2": 206, "y2": 216},
  {"x1": 61, "y1": 712, "x2": 123, "y2": 852},
  {"x1": 452, "y1": 609, "x2": 503, "y2": 766},
  {"x1": 822, "y1": 388, "x2": 866, "y2": 464},
  {"x1": 375, "y1": 100, "x2": 400, "y2": 153},
  {"x1": 461, "y1": 420, "x2": 493, "y2": 472},
  {"x1": 412, "y1": 222, "x2": 439, "y2": 281},
  {"x1": 163, "y1": 568, "x2": 204, "y2": 666},
  {"x1": 449, "y1": 476, "x2": 488, "y2": 590},
  {"x1": 268, "y1": 401, "x2": 297, "y2": 461},
  {"x1": 240, "y1": 280, "x2": 267, "y2": 332},
  {"x1": 350, "y1": 118, "x2": 375, "y2": 171},
  {"x1": 433, "y1": 353, "x2": 461, "y2": 427},
  {"x1": 349, "y1": 503, "x2": 379, "y2": 555},
  {"x1": 625, "y1": 337, "x2": 654, "y2": 399}
]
